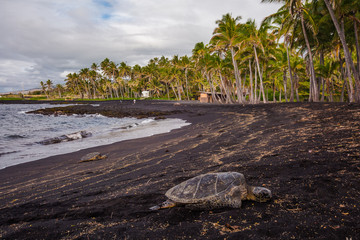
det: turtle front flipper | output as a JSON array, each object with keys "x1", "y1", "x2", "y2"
[{"x1": 149, "y1": 199, "x2": 176, "y2": 210}]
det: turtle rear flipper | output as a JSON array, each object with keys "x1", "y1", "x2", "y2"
[{"x1": 149, "y1": 199, "x2": 176, "y2": 210}]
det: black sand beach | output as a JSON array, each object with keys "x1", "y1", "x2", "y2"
[{"x1": 0, "y1": 100, "x2": 359, "y2": 239}]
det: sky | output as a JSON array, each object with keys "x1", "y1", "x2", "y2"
[{"x1": 0, "y1": 0, "x2": 282, "y2": 93}]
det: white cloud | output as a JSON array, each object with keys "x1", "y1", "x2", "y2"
[
  {"x1": 0, "y1": 0, "x2": 281, "y2": 93},
  {"x1": 60, "y1": 70, "x2": 73, "y2": 78}
]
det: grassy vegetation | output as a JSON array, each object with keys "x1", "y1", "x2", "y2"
[{"x1": 0, "y1": 97, "x2": 25, "y2": 101}]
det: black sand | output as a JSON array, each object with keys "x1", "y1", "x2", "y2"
[{"x1": 0, "y1": 100, "x2": 359, "y2": 239}]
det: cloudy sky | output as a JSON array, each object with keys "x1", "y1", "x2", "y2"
[{"x1": 0, "y1": 0, "x2": 281, "y2": 93}]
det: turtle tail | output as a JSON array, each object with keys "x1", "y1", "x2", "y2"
[{"x1": 149, "y1": 205, "x2": 161, "y2": 211}]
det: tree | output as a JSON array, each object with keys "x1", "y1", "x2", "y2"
[
  {"x1": 245, "y1": 19, "x2": 269, "y2": 103},
  {"x1": 179, "y1": 55, "x2": 192, "y2": 100},
  {"x1": 322, "y1": 0, "x2": 360, "y2": 102},
  {"x1": 55, "y1": 84, "x2": 64, "y2": 98},
  {"x1": 46, "y1": 79, "x2": 53, "y2": 98},
  {"x1": 65, "y1": 73, "x2": 82, "y2": 98},
  {"x1": 211, "y1": 13, "x2": 244, "y2": 103},
  {"x1": 316, "y1": 57, "x2": 340, "y2": 101},
  {"x1": 262, "y1": 0, "x2": 319, "y2": 102},
  {"x1": 79, "y1": 68, "x2": 91, "y2": 99},
  {"x1": 285, "y1": 34, "x2": 295, "y2": 101},
  {"x1": 40, "y1": 81, "x2": 48, "y2": 99}
]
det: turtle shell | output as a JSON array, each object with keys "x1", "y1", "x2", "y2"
[
  {"x1": 165, "y1": 172, "x2": 247, "y2": 204},
  {"x1": 80, "y1": 152, "x2": 106, "y2": 162}
]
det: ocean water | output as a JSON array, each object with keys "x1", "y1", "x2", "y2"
[{"x1": 0, "y1": 104, "x2": 190, "y2": 169}]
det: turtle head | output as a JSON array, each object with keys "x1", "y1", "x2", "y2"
[{"x1": 247, "y1": 186, "x2": 272, "y2": 202}]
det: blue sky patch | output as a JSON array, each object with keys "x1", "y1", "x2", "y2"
[
  {"x1": 93, "y1": 0, "x2": 112, "y2": 8},
  {"x1": 101, "y1": 13, "x2": 111, "y2": 20}
]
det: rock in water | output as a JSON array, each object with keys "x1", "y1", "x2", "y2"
[
  {"x1": 66, "y1": 131, "x2": 91, "y2": 140},
  {"x1": 38, "y1": 131, "x2": 92, "y2": 145}
]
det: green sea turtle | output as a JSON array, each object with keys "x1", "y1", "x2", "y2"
[
  {"x1": 150, "y1": 172, "x2": 272, "y2": 210},
  {"x1": 80, "y1": 152, "x2": 107, "y2": 163}
]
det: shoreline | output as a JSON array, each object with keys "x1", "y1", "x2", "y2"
[
  {"x1": 0, "y1": 100, "x2": 190, "y2": 170},
  {"x1": 1, "y1": 100, "x2": 359, "y2": 239},
  {"x1": 0, "y1": 111, "x2": 190, "y2": 170}
]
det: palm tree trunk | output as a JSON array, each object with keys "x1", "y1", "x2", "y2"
[
  {"x1": 283, "y1": 70, "x2": 288, "y2": 102},
  {"x1": 206, "y1": 73, "x2": 219, "y2": 103},
  {"x1": 345, "y1": 66, "x2": 353, "y2": 102},
  {"x1": 300, "y1": 14, "x2": 318, "y2": 102},
  {"x1": 330, "y1": 77, "x2": 335, "y2": 102},
  {"x1": 249, "y1": 60, "x2": 254, "y2": 104},
  {"x1": 342, "y1": 20, "x2": 355, "y2": 102},
  {"x1": 170, "y1": 83, "x2": 179, "y2": 100},
  {"x1": 74, "y1": 80, "x2": 82, "y2": 99},
  {"x1": 121, "y1": 87, "x2": 125, "y2": 99},
  {"x1": 108, "y1": 86, "x2": 113, "y2": 99},
  {"x1": 176, "y1": 78, "x2": 182, "y2": 101},
  {"x1": 339, "y1": 52, "x2": 349, "y2": 102},
  {"x1": 320, "y1": 51, "x2": 325, "y2": 102},
  {"x1": 230, "y1": 48, "x2": 243, "y2": 103},
  {"x1": 295, "y1": 73, "x2": 300, "y2": 102},
  {"x1": 354, "y1": 19, "x2": 360, "y2": 74},
  {"x1": 85, "y1": 83, "x2": 91, "y2": 99},
  {"x1": 219, "y1": 72, "x2": 232, "y2": 104},
  {"x1": 341, "y1": 79, "x2": 346, "y2": 102},
  {"x1": 254, "y1": 62, "x2": 258, "y2": 103},
  {"x1": 166, "y1": 84, "x2": 170, "y2": 100},
  {"x1": 323, "y1": 0, "x2": 360, "y2": 102},
  {"x1": 185, "y1": 69, "x2": 190, "y2": 100},
  {"x1": 273, "y1": 79, "x2": 276, "y2": 102},
  {"x1": 285, "y1": 44, "x2": 294, "y2": 102},
  {"x1": 279, "y1": 88, "x2": 282, "y2": 102},
  {"x1": 115, "y1": 87, "x2": 120, "y2": 98},
  {"x1": 253, "y1": 45, "x2": 266, "y2": 103},
  {"x1": 227, "y1": 77, "x2": 236, "y2": 103},
  {"x1": 92, "y1": 80, "x2": 97, "y2": 99}
]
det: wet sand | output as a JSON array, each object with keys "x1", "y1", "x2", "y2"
[{"x1": 0, "y1": 100, "x2": 359, "y2": 239}]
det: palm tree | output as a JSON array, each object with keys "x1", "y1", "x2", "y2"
[
  {"x1": 79, "y1": 68, "x2": 91, "y2": 99},
  {"x1": 245, "y1": 19, "x2": 269, "y2": 103},
  {"x1": 171, "y1": 55, "x2": 184, "y2": 100},
  {"x1": 192, "y1": 43, "x2": 220, "y2": 102},
  {"x1": 211, "y1": 13, "x2": 244, "y2": 103},
  {"x1": 100, "y1": 58, "x2": 112, "y2": 98},
  {"x1": 179, "y1": 55, "x2": 192, "y2": 100},
  {"x1": 130, "y1": 64, "x2": 143, "y2": 98},
  {"x1": 88, "y1": 70, "x2": 98, "y2": 99},
  {"x1": 90, "y1": 63, "x2": 99, "y2": 98},
  {"x1": 291, "y1": 52, "x2": 307, "y2": 101},
  {"x1": 55, "y1": 84, "x2": 64, "y2": 98},
  {"x1": 40, "y1": 81, "x2": 48, "y2": 99},
  {"x1": 271, "y1": 44, "x2": 290, "y2": 102},
  {"x1": 285, "y1": 34, "x2": 295, "y2": 101},
  {"x1": 46, "y1": 79, "x2": 53, "y2": 98},
  {"x1": 209, "y1": 53, "x2": 234, "y2": 103},
  {"x1": 316, "y1": 57, "x2": 340, "y2": 101},
  {"x1": 322, "y1": 0, "x2": 360, "y2": 102},
  {"x1": 262, "y1": 0, "x2": 319, "y2": 102},
  {"x1": 118, "y1": 62, "x2": 131, "y2": 98}
]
